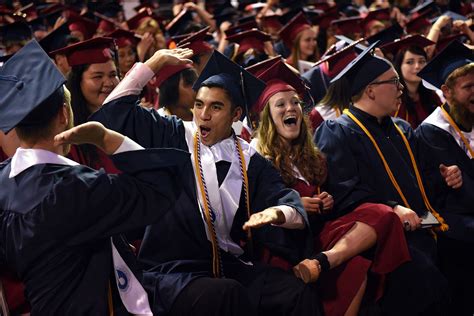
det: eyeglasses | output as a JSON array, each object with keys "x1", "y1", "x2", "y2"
[{"x1": 370, "y1": 78, "x2": 402, "y2": 88}]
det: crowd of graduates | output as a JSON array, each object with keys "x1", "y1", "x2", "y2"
[{"x1": 0, "y1": 0, "x2": 473, "y2": 315}]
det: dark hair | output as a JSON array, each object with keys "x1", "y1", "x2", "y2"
[
  {"x1": 394, "y1": 46, "x2": 440, "y2": 116},
  {"x1": 159, "y1": 68, "x2": 197, "y2": 108}
]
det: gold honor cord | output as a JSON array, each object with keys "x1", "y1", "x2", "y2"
[
  {"x1": 108, "y1": 281, "x2": 114, "y2": 316},
  {"x1": 344, "y1": 109, "x2": 448, "y2": 231},
  {"x1": 440, "y1": 104, "x2": 474, "y2": 158},
  {"x1": 194, "y1": 132, "x2": 222, "y2": 277},
  {"x1": 235, "y1": 138, "x2": 253, "y2": 257},
  {"x1": 193, "y1": 132, "x2": 252, "y2": 277},
  {"x1": 393, "y1": 108, "x2": 409, "y2": 122}
]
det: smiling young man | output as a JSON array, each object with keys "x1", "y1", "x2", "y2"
[
  {"x1": 314, "y1": 43, "x2": 451, "y2": 316},
  {"x1": 416, "y1": 40, "x2": 474, "y2": 315},
  {"x1": 91, "y1": 49, "x2": 322, "y2": 316}
]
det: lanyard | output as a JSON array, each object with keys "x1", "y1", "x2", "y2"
[
  {"x1": 193, "y1": 132, "x2": 251, "y2": 277},
  {"x1": 440, "y1": 104, "x2": 474, "y2": 158},
  {"x1": 344, "y1": 109, "x2": 448, "y2": 232}
]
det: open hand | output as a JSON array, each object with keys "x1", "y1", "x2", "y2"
[
  {"x1": 145, "y1": 48, "x2": 193, "y2": 73},
  {"x1": 243, "y1": 207, "x2": 285, "y2": 230}
]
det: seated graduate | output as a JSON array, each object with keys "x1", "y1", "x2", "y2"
[
  {"x1": 91, "y1": 49, "x2": 323, "y2": 316},
  {"x1": 314, "y1": 42, "x2": 452, "y2": 316},
  {"x1": 252, "y1": 59, "x2": 411, "y2": 316},
  {"x1": 0, "y1": 40, "x2": 189, "y2": 315},
  {"x1": 416, "y1": 40, "x2": 474, "y2": 315}
]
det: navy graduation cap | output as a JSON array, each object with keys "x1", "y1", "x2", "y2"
[
  {"x1": 0, "y1": 21, "x2": 33, "y2": 44},
  {"x1": 330, "y1": 41, "x2": 392, "y2": 96},
  {"x1": 0, "y1": 40, "x2": 66, "y2": 133},
  {"x1": 193, "y1": 50, "x2": 266, "y2": 118},
  {"x1": 417, "y1": 40, "x2": 473, "y2": 90},
  {"x1": 366, "y1": 23, "x2": 404, "y2": 46}
]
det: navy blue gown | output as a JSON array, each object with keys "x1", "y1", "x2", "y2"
[
  {"x1": 314, "y1": 106, "x2": 450, "y2": 316},
  {"x1": 91, "y1": 95, "x2": 321, "y2": 315},
  {"x1": 0, "y1": 148, "x2": 188, "y2": 315}
]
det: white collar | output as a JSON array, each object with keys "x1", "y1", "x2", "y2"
[
  {"x1": 206, "y1": 136, "x2": 236, "y2": 163},
  {"x1": 9, "y1": 147, "x2": 79, "y2": 178}
]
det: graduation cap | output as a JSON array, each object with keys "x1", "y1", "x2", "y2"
[
  {"x1": 246, "y1": 55, "x2": 283, "y2": 77},
  {"x1": 260, "y1": 13, "x2": 282, "y2": 29},
  {"x1": 224, "y1": 20, "x2": 258, "y2": 37},
  {"x1": 126, "y1": 7, "x2": 154, "y2": 30},
  {"x1": 1, "y1": 21, "x2": 33, "y2": 43},
  {"x1": 39, "y1": 23, "x2": 72, "y2": 53},
  {"x1": 28, "y1": 16, "x2": 49, "y2": 33},
  {"x1": 366, "y1": 22, "x2": 404, "y2": 46},
  {"x1": 212, "y1": 5, "x2": 239, "y2": 29},
  {"x1": 193, "y1": 50, "x2": 266, "y2": 117},
  {"x1": 380, "y1": 35, "x2": 434, "y2": 55},
  {"x1": 68, "y1": 14, "x2": 98, "y2": 40},
  {"x1": 0, "y1": 40, "x2": 66, "y2": 133},
  {"x1": 0, "y1": 53, "x2": 13, "y2": 63},
  {"x1": 406, "y1": 11, "x2": 432, "y2": 34},
  {"x1": 315, "y1": 37, "x2": 366, "y2": 77},
  {"x1": 330, "y1": 41, "x2": 392, "y2": 96},
  {"x1": 435, "y1": 33, "x2": 466, "y2": 53},
  {"x1": 331, "y1": 16, "x2": 363, "y2": 35},
  {"x1": 361, "y1": 8, "x2": 390, "y2": 33},
  {"x1": 94, "y1": 12, "x2": 122, "y2": 34},
  {"x1": 50, "y1": 37, "x2": 116, "y2": 67},
  {"x1": 107, "y1": 29, "x2": 141, "y2": 48},
  {"x1": 252, "y1": 59, "x2": 307, "y2": 113},
  {"x1": 279, "y1": 12, "x2": 312, "y2": 48},
  {"x1": 279, "y1": 0, "x2": 306, "y2": 10},
  {"x1": 177, "y1": 26, "x2": 214, "y2": 55},
  {"x1": 155, "y1": 64, "x2": 193, "y2": 87},
  {"x1": 238, "y1": 14, "x2": 256, "y2": 25},
  {"x1": 409, "y1": 0, "x2": 438, "y2": 17},
  {"x1": 440, "y1": 10, "x2": 468, "y2": 22},
  {"x1": 312, "y1": 6, "x2": 340, "y2": 29},
  {"x1": 417, "y1": 40, "x2": 473, "y2": 89},
  {"x1": 96, "y1": 2, "x2": 123, "y2": 18},
  {"x1": 166, "y1": 9, "x2": 194, "y2": 36},
  {"x1": 226, "y1": 29, "x2": 271, "y2": 55},
  {"x1": 309, "y1": 2, "x2": 331, "y2": 11}
]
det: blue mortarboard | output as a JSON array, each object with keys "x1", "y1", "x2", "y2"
[
  {"x1": 166, "y1": 9, "x2": 195, "y2": 36},
  {"x1": 441, "y1": 10, "x2": 468, "y2": 21},
  {"x1": 366, "y1": 22, "x2": 404, "y2": 46},
  {"x1": 212, "y1": 5, "x2": 238, "y2": 29},
  {"x1": 0, "y1": 40, "x2": 66, "y2": 133},
  {"x1": 0, "y1": 21, "x2": 33, "y2": 43},
  {"x1": 417, "y1": 40, "x2": 473, "y2": 90},
  {"x1": 330, "y1": 41, "x2": 392, "y2": 96},
  {"x1": 193, "y1": 50, "x2": 266, "y2": 118},
  {"x1": 39, "y1": 23, "x2": 72, "y2": 53},
  {"x1": 409, "y1": 0, "x2": 438, "y2": 16}
]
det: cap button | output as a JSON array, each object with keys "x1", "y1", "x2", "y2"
[{"x1": 15, "y1": 81, "x2": 24, "y2": 90}]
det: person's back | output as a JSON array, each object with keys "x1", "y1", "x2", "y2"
[{"x1": 0, "y1": 40, "x2": 188, "y2": 314}]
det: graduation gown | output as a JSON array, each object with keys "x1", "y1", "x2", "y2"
[
  {"x1": 0, "y1": 148, "x2": 188, "y2": 315},
  {"x1": 91, "y1": 94, "x2": 313, "y2": 315},
  {"x1": 314, "y1": 106, "x2": 450, "y2": 316},
  {"x1": 416, "y1": 106, "x2": 474, "y2": 242}
]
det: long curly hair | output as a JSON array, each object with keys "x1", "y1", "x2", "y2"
[{"x1": 256, "y1": 101, "x2": 327, "y2": 187}]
